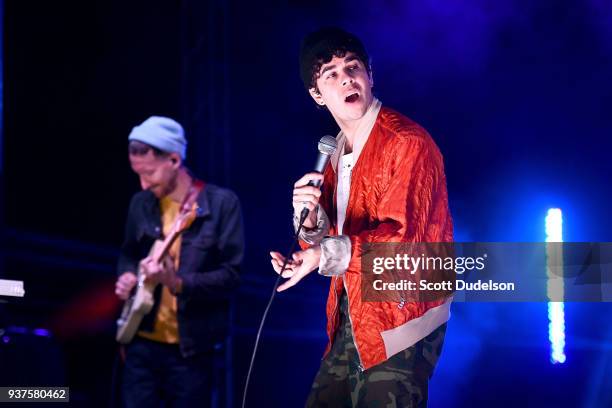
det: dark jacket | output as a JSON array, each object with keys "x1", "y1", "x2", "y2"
[{"x1": 117, "y1": 182, "x2": 244, "y2": 357}]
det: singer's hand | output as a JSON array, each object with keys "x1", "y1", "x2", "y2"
[
  {"x1": 293, "y1": 172, "x2": 324, "y2": 229},
  {"x1": 270, "y1": 246, "x2": 321, "y2": 292}
]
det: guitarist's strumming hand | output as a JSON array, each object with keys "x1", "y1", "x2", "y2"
[
  {"x1": 140, "y1": 256, "x2": 183, "y2": 295},
  {"x1": 115, "y1": 272, "x2": 138, "y2": 300}
]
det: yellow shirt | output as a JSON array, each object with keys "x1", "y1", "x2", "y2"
[{"x1": 138, "y1": 196, "x2": 181, "y2": 344}]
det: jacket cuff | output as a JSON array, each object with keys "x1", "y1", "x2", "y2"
[
  {"x1": 293, "y1": 205, "x2": 330, "y2": 245},
  {"x1": 318, "y1": 235, "x2": 351, "y2": 277}
]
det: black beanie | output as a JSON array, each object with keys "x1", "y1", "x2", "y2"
[{"x1": 299, "y1": 27, "x2": 370, "y2": 90}]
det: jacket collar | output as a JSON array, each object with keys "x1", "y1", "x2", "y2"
[
  {"x1": 194, "y1": 183, "x2": 210, "y2": 218},
  {"x1": 142, "y1": 180, "x2": 210, "y2": 219},
  {"x1": 331, "y1": 97, "x2": 382, "y2": 172}
]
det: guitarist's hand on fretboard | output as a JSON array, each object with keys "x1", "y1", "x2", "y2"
[{"x1": 140, "y1": 256, "x2": 181, "y2": 293}]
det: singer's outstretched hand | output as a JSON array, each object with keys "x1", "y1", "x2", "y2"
[
  {"x1": 293, "y1": 172, "x2": 324, "y2": 229},
  {"x1": 270, "y1": 245, "x2": 321, "y2": 292}
]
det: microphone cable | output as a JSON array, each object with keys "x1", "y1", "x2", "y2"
[{"x1": 241, "y1": 209, "x2": 311, "y2": 408}]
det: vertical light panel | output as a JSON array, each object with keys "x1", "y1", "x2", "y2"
[{"x1": 545, "y1": 208, "x2": 566, "y2": 364}]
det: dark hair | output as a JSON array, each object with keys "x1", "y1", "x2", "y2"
[
  {"x1": 299, "y1": 27, "x2": 371, "y2": 91},
  {"x1": 128, "y1": 140, "x2": 170, "y2": 157}
]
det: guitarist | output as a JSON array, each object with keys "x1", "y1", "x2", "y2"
[{"x1": 114, "y1": 116, "x2": 244, "y2": 407}]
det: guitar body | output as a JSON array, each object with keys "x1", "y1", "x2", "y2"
[{"x1": 116, "y1": 240, "x2": 163, "y2": 344}]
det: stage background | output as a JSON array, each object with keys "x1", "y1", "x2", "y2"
[{"x1": 1, "y1": 0, "x2": 611, "y2": 406}]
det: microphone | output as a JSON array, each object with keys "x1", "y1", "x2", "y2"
[{"x1": 300, "y1": 135, "x2": 337, "y2": 223}]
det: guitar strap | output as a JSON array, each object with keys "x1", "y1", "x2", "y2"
[{"x1": 180, "y1": 179, "x2": 205, "y2": 216}]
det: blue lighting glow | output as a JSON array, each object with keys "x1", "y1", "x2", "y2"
[{"x1": 546, "y1": 208, "x2": 566, "y2": 364}]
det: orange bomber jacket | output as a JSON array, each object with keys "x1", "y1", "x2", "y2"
[{"x1": 308, "y1": 106, "x2": 454, "y2": 370}]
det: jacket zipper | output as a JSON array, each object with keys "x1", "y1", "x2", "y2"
[
  {"x1": 323, "y1": 276, "x2": 340, "y2": 363},
  {"x1": 328, "y1": 159, "x2": 340, "y2": 351},
  {"x1": 330, "y1": 276, "x2": 339, "y2": 338},
  {"x1": 343, "y1": 276, "x2": 364, "y2": 372},
  {"x1": 333, "y1": 145, "x2": 364, "y2": 371}
]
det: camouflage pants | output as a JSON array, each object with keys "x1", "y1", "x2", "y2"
[{"x1": 306, "y1": 292, "x2": 447, "y2": 408}]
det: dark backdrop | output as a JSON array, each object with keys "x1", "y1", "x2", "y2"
[{"x1": 2, "y1": 0, "x2": 612, "y2": 407}]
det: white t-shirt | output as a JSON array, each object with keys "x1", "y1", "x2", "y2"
[{"x1": 337, "y1": 152, "x2": 353, "y2": 235}]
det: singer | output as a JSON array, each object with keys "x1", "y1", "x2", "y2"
[{"x1": 270, "y1": 28, "x2": 453, "y2": 407}]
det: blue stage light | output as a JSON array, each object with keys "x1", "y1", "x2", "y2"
[{"x1": 546, "y1": 208, "x2": 566, "y2": 364}]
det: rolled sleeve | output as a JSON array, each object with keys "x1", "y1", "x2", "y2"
[{"x1": 318, "y1": 235, "x2": 351, "y2": 277}]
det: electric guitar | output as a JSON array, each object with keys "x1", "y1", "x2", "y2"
[{"x1": 115, "y1": 203, "x2": 198, "y2": 344}]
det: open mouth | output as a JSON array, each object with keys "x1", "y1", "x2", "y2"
[{"x1": 345, "y1": 92, "x2": 360, "y2": 103}]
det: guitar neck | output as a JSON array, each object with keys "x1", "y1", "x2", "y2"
[
  {"x1": 151, "y1": 228, "x2": 182, "y2": 263},
  {"x1": 149, "y1": 184, "x2": 201, "y2": 263}
]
